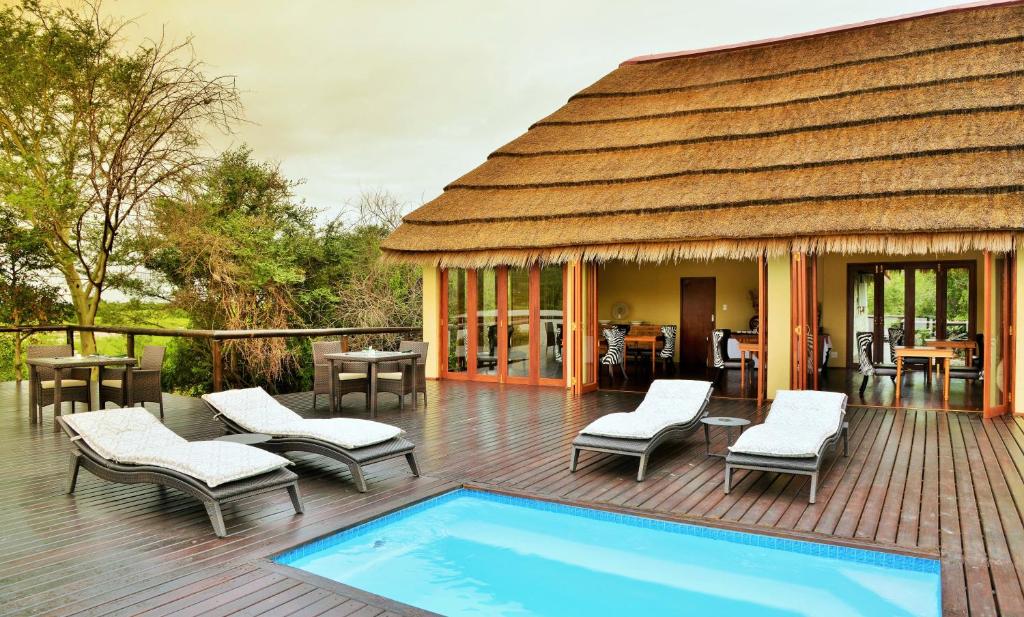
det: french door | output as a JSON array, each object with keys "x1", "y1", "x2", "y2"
[
  {"x1": 847, "y1": 260, "x2": 977, "y2": 365},
  {"x1": 440, "y1": 266, "x2": 566, "y2": 386}
]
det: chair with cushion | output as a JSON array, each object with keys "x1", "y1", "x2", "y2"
[
  {"x1": 857, "y1": 332, "x2": 899, "y2": 396},
  {"x1": 600, "y1": 327, "x2": 627, "y2": 381},
  {"x1": 312, "y1": 340, "x2": 368, "y2": 410},
  {"x1": 377, "y1": 341, "x2": 429, "y2": 409},
  {"x1": 27, "y1": 344, "x2": 91, "y2": 424},
  {"x1": 950, "y1": 333, "x2": 984, "y2": 381},
  {"x1": 658, "y1": 325, "x2": 677, "y2": 374},
  {"x1": 99, "y1": 345, "x2": 166, "y2": 418},
  {"x1": 888, "y1": 324, "x2": 930, "y2": 377}
]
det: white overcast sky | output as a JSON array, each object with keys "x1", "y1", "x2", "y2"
[{"x1": 94, "y1": 0, "x2": 958, "y2": 220}]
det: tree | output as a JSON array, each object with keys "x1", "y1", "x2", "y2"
[
  {"x1": 0, "y1": 1, "x2": 240, "y2": 353},
  {"x1": 145, "y1": 147, "x2": 313, "y2": 388},
  {"x1": 0, "y1": 207, "x2": 71, "y2": 381}
]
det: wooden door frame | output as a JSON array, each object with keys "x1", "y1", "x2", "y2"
[
  {"x1": 983, "y1": 250, "x2": 1015, "y2": 418},
  {"x1": 572, "y1": 261, "x2": 599, "y2": 394},
  {"x1": 679, "y1": 276, "x2": 716, "y2": 369},
  {"x1": 440, "y1": 265, "x2": 568, "y2": 387},
  {"x1": 845, "y1": 259, "x2": 978, "y2": 366},
  {"x1": 757, "y1": 253, "x2": 767, "y2": 406}
]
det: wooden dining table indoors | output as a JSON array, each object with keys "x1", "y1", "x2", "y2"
[
  {"x1": 623, "y1": 334, "x2": 659, "y2": 374},
  {"x1": 894, "y1": 346, "x2": 955, "y2": 402},
  {"x1": 925, "y1": 338, "x2": 978, "y2": 367}
]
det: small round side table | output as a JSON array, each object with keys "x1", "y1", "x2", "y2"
[
  {"x1": 214, "y1": 433, "x2": 272, "y2": 446},
  {"x1": 701, "y1": 416, "x2": 751, "y2": 458}
]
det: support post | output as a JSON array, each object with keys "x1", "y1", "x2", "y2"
[
  {"x1": 211, "y1": 339, "x2": 223, "y2": 392},
  {"x1": 126, "y1": 334, "x2": 135, "y2": 359},
  {"x1": 66, "y1": 326, "x2": 75, "y2": 352},
  {"x1": 340, "y1": 336, "x2": 350, "y2": 352}
]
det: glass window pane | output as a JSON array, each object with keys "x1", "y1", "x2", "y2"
[
  {"x1": 538, "y1": 267, "x2": 564, "y2": 380},
  {"x1": 945, "y1": 267, "x2": 970, "y2": 340},
  {"x1": 507, "y1": 269, "x2": 530, "y2": 378},
  {"x1": 989, "y1": 256, "x2": 1007, "y2": 407},
  {"x1": 446, "y1": 270, "x2": 468, "y2": 373},
  {"x1": 882, "y1": 268, "x2": 905, "y2": 363},
  {"x1": 582, "y1": 264, "x2": 596, "y2": 385},
  {"x1": 913, "y1": 268, "x2": 937, "y2": 345},
  {"x1": 852, "y1": 270, "x2": 875, "y2": 364},
  {"x1": 476, "y1": 269, "x2": 499, "y2": 375}
]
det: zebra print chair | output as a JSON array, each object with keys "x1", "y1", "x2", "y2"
[
  {"x1": 601, "y1": 327, "x2": 627, "y2": 381},
  {"x1": 857, "y1": 332, "x2": 898, "y2": 396},
  {"x1": 658, "y1": 325, "x2": 677, "y2": 374},
  {"x1": 887, "y1": 324, "x2": 930, "y2": 377}
]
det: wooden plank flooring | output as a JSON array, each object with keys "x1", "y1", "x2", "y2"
[{"x1": 1, "y1": 379, "x2": 1023, "y2": 615}]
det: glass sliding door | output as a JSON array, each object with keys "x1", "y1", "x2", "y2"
[
  {"x1": 943, "y1": 266, "x2": 972, "y2": 340},
  {"x1": 444, "y1": 270, "x2": 469, "y2": 374},
  {"x1": 538, "y1": 266, "x2": 565, "y2": 381},
  {"x1": 507, "y1": 268, "x2": 531, "y2": 380},
  {"x1": 851, "y1": 268, "x2": 876, "y2": 365},
  {"x1": 881, "y1": 267, "x2": 906, "y2": 363},
  {"x1": 475, "y1": 269, "x2": 499, "y2": 377},
  {"x1": 984, "y1": 252, "x2": 1013, "y2": 416},
  {"x1": 913, "y1": 267, "x2": 937, "y2": 346},
  {"x1": 440, "y1": 265, "x2": 567, "y2": 386}
]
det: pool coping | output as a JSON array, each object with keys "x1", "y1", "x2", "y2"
[{"x1": 264, "y1": 481, "x2": 941, "y2": 615}]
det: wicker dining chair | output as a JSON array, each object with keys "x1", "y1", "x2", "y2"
[
  {"x1": 99, "y1": 345, "x2": 167, "y2": 418},
  {"x1": 312, "y1": 340, "x2": 368, "y2": 410},
  {"x1": 377, "y1": 341, "x2": 429, "y2": 409},
  {"x1": 27, "y1": 344, "x2": 91, "y2": 424}
]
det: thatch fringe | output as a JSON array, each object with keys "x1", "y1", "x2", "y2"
[
  {"x1": 794, "y1": 231, "x2": 1018, "y2": 256},
  {"x1": 382, "y1": 233, "x2": 1018, "y2": 269}
]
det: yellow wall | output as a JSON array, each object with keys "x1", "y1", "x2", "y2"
[
  {"x1": 818, "y1": 252, "x2": 985, "y2": 368},
  {"x1": 766, "y1": 255, "x2": 791, "y2": 398},
  {"x1": 1016, "y1": 239, "x2": 1024, "y2": 414},
  {"x1": 421, "y1": 266, "x2": 441, "y2": 379},
  {"x1": 598, "y1": 260, "x2": 759, "y2": 343}
]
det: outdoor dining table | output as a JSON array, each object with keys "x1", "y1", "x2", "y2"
[
  {"x1": 894, "y1": 346, "x2": 955, "y2": 402},
  {"x1": 925, "y1": 338, "x2": 978, "y2": 367},
  {"x1": 324, "y1": 350, "x2": 420, "y2": 417},
  {"x1": 26, "y1": 354, "x2": 138, "y2": 431}
]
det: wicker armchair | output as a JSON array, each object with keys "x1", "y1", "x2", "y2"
[
  {"x1": 27, "y1": 344, "x2": 91, "y2": 423},
  {"x1": 99, "y1": 345, "x2": 166, "y2": 418},
  {"x1": 312, "y1": 340, "x2": 368, "y2": 410},
  {"x1": 377, "y1": 341, "x2": 428, "y2": 409}
]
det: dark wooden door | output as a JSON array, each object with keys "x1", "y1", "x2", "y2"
[{"x1": 680, "y1": 277, "x2": 716, "y2": 367}]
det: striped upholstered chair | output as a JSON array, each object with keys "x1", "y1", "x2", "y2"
[
  {"x1": 857, "y1": 332, "x2": 898, "y2": 396},
  {"x1": 601, "y1": 327, "x2": 627, "y2": 381},
  {"x1": 658, "y1": 325, "x2": 677, "y2": 374}
]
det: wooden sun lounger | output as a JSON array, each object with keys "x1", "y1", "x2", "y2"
[
  {"x1": 724, "y1": 419, "x2": 849, "y2": 504},
  {"x1": 210, "y1": 410, "x2": 419, "y2": 493},
  {"x1": 58, "y1": 417, "x2": 304, "y2": 537},
  {"x1": 569, "y1": 391, "x2": 712, "y2": 482}
]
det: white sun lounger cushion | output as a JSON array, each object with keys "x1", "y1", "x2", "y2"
[
  {"x1": 63, "y1": 408, "x2": 291, "y2": 487},
  {"x1": 203, "y1": 387, "x2": 404, "y2": 449},
  {"x1": 728, "y1": 390, "x2": 847, "y2": 458},
  {"x1": 580, "y1": 380, "x2": 713, "y2": 439}
]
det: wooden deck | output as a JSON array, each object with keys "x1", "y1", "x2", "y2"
[{"x1": 2, "y1": 380, "x2": 1023, "y2": 616}]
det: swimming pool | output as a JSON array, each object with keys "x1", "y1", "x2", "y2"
[{"x1": 275, "y1": 489, "x2": 941, "y2": 616}]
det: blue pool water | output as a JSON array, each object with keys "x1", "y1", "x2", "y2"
[{"x1": 276, "y1": 489, "x2": 941, "y2": 616}]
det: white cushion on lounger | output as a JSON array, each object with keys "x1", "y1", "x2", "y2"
[
  {"x1": 203, "y1": 387, "x2": 404, "y2": 449},
  {"x1": 101, "y1": 379, "x2": 123, "y2": 388},
  {"x1": 728, "y1": 390, "x2": 847, "y2": 458},
  {"x1": 376, "y1": 372, "x2": 403, "y2": 380},
  {"x1": 337, "y1": 372, "x2": 365, "y2": 381},
  {"x1": 40, "y1": 379, "x2": 88, "y2": 389},
  {"x1": 63, "y1": 409, "x2": 290, "y2": 487},
  {"x1": 580, "y1": 380, "x2": 712, "y2": 439}
]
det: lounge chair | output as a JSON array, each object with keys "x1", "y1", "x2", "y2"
[
  {"x1": 58, "y1": 408, "x2": 303, "y2": 537},
  {"x1": 570, "y1": 379, "x2": 713, "y2": 481},
  {"x1": 202, "y1": 387, "x2": 418, "y2": 492},
  {"x1": 725, "y1": 390, "x2": 848, "y2": 504}
]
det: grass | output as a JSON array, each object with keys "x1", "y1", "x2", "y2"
[{"x1": 1, "y1": 301, "x2": 190, "y2": 381}]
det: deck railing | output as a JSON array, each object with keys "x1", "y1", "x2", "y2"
[{"x1": 0, "y1": 324, "x2": 422, "y2": 391}]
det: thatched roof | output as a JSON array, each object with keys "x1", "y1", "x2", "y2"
[{"x1": 383, "y1": 1, "x2": 1024, "y2": 267}]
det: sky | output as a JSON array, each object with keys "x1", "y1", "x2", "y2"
[{"x1": 79, "y1": 0, "x2": 959, "y2": 220}]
